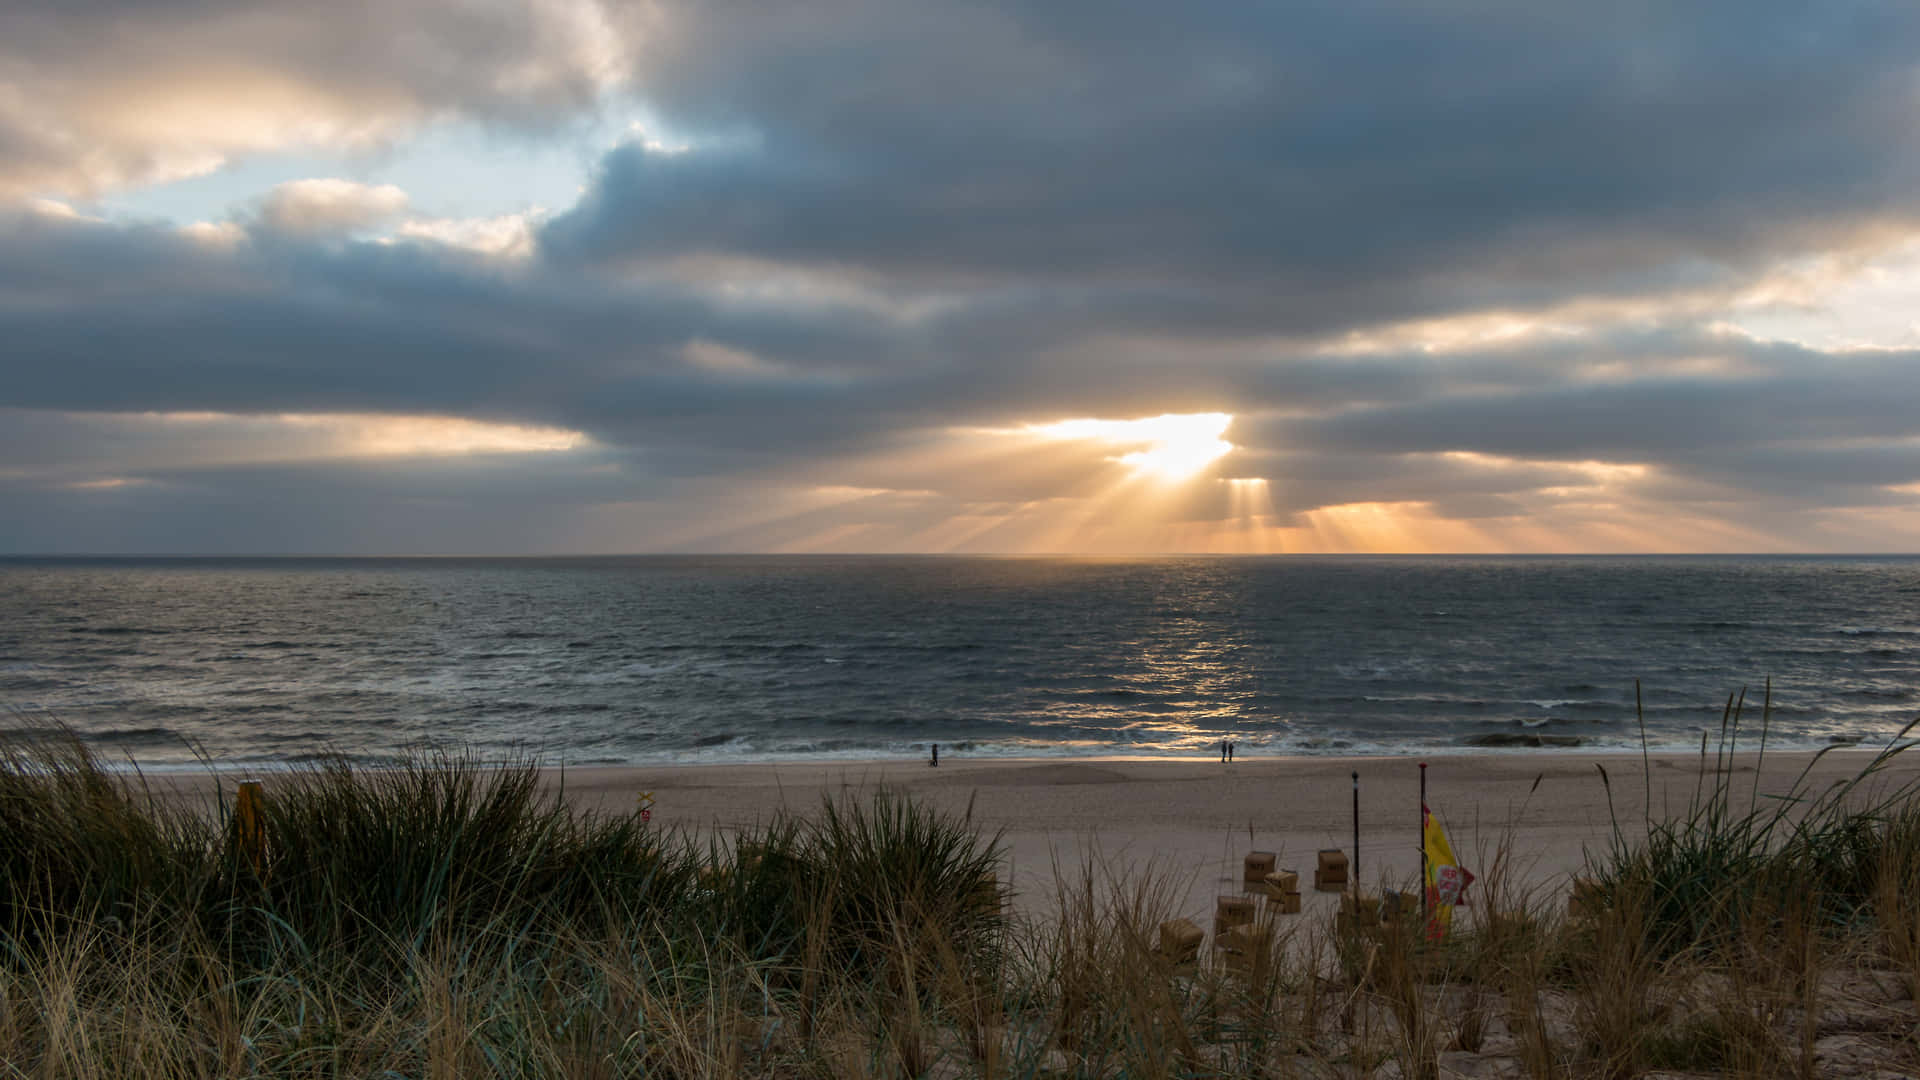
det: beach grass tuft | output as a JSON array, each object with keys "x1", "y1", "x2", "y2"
[
  {"x1": 1588, "y1": 689, "x2": 1920, "y2": 958},
  {"x1": 8, "y1": 720, "x2": 1920, "y2": 1076}
]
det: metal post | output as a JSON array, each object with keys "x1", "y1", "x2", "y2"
[
  {"x1": 1419, "y1": 762, "x2": 1429, "y2": 922},
  {"x1": 1350, "y1": 770, "x2": 1360, "y2": 891}
]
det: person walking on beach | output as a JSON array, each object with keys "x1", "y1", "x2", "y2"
[
  {"x1": 1227, "y1": 741, "x2": 1234, "y2": 763},
  {"x1": 1220, "y1": 739, "x2": 1228, "y2": 763}
]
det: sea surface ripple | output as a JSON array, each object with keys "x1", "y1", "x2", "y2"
[{"x1": 2, "y1": 555, "x2": 1918, "y2": 768}]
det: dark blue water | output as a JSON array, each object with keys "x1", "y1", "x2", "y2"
[{"x1": 2, "y1": 555, "x2": 1917, "y2": 768}]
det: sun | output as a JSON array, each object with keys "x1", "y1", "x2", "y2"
[{"x1": 1025, "y1": 412, "x2": 1235, "y2": 481}]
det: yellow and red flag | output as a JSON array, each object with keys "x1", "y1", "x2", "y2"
[{"x1": 1423, "y1": 804, "x2": 1473, "y2": 939}]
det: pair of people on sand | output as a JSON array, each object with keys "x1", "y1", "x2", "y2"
[{"x1": 1219, "y1": 739, "x2": 1235, "y2": 763}]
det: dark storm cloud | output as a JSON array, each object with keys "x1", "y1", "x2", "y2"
[
  {"x1": 8, "y1": 1, "x2": 1920, "y2": 550},
  {"x1": 1277, "y1": 342, "x2": 1920, "y2": 466},
  {"x1": 0, "y1": 456, "x2": 653, "y2": 555},
  {"x1": 0, "y1": 0, "x2": 617, "y2": 196},
  {"x1": 10, "y1": 203, "x2": 1920, "y2": 510},
  {"x1": 548, "y1": 0, "x2": 1920, "y2": 330},
  {"x1": 0, "y1": 209, "x2": 918, "y2": 457}
]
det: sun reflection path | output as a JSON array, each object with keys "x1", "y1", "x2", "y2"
[{"x1": 1024, "y1": 412, "x2": 1234, "y2": 482}]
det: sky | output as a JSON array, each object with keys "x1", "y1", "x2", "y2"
[{"x1": 6, "y1": 2, "x2": 1920, "y2": 554}]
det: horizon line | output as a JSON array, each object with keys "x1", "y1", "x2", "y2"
[{"x1": 5, "y1": 551, "x2": 1920, "y2": 560}]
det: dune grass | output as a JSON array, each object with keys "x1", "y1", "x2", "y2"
[
  {"x1": 1588, "y1": 688, "x2": 1920, "y2": 958},
  {"x1": 4, "y1": 723, "x2": 1920, "y2": 1077}
]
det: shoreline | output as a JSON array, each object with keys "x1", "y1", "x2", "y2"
[
  {"x1": 86, "y1": 733, "x2": 1891, "y2": 775},
  {"x1": 137, "y1": 748, "x2": 1920, "y2": 922}
]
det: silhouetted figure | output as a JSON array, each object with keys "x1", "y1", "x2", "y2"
[
  {"x1": 1220, "y1": 739, "x2": 1228, "y2": 763},
  {"x1": 1227, "y1": 741, "x2": 1235, "y2": 763},
  {"x1": 930, "y1": 743, "x2": 939, "y2": 767}
]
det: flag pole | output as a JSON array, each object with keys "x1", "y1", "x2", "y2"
[
  {"x1": 1419, "y1": 761, "x2": 1429, "y2": 922},
  {"x1": 1351, "y1": 770, "x2": 1360, "y2": 892}
]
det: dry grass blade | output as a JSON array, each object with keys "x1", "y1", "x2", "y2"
[{"x1": 6, "y1": 714, "x2": 1920, "y2": 1077}]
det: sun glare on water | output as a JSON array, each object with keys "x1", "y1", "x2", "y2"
[{"x1": 1026, "y1": 412, "x2": 1235, "y2": 481}]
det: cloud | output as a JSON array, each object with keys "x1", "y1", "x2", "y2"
[
  {"x1": 257, "y1": 179, "x2": 409, "y2": 235},
  {"x1": 394, "y1": 211, "x2": 538, "y2": 256},
  {"x1": 0, "y1": 456, "x2": 643, "y2": 555},
  {"x1": 0, "y1": 0, "x2": 628, "y2": 199},
  {"x1": 544, "y1": 1, "x2": 1920, "y2": 334},
  {"x1": 10, "y1": 198, "x2": 1920, "y2": 552},
  {"x1": 8, "y1": 2, "x2": 1920, "y2": 551}
]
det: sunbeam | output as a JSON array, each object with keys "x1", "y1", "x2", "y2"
[{"x1": 1021, "y1": 412, "x2": 1235, "y2": 483}]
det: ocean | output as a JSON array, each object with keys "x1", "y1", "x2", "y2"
[{"x1": 2, "y1": 555, "x2": 1918, "y2": 769}]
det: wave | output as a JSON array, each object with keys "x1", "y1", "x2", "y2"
[
  {"x1": 246, "y1": 729, "x2": 348, "y2": 745},
  {"x1": 0, "y1": 676, "x2": 74, "y2": 692},
  {"x1": 1840, "y1": 687, "x2": 1914, "y2": 701},
  {"x1": 1472, "y1": 715, "x2": 1589, "y2": 732},
  {"x1": 1345, "y1": 694, "x2": 1492, "y2": 708},
  {"x1": 14, "y1": 556, "x2": 1920, "y2": 768},
  {"x1": 276, "y1": 750, "x2": 409, "y2": 767},
  {"x1": 1459, "y1": 732, "x2": 1584, "y2": 748},
  {"x1": 82, "y1": 726, "x2": 186, "y2": 748}
]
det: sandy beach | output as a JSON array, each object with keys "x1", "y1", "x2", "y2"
[
  {"x1": 55, "y1": 745, "x2": 1920, "y2": 1076},
  {"x1": 561, "y1": 750, "x2": 1920, "y2": 919},
  {"x1": 148, "y1": 747, "x2": 1920, "y2": 923}
]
